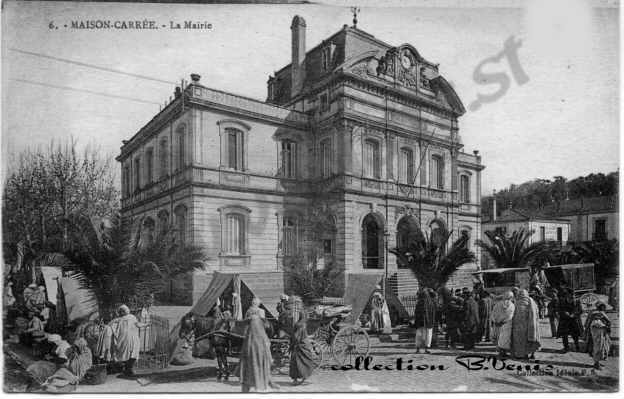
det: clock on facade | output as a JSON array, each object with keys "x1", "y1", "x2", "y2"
[{"x1": 401, "y1": 52, "x2": 412, "y2": 69}]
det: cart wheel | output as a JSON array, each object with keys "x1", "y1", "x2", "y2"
[{"x1": 332, "y1": 326, "x2": 370, "y2": 366}]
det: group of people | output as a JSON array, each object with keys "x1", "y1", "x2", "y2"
[
  {"x1": 4, "y1": 276, "x2": 155, "y2": 392},
  {"x1": 411, "y1": 284, "x2": 613, "y2": 369}
]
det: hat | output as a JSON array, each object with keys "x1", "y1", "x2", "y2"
[
  {"x1": 118, "y1": 304, "x2": 130, "y2": 315},
  {"x1": 28, "y1": 283, "x2": 37, "y2": 289},
  {"x1": 596, "y1": 301, "x2": 607, "y2": 309}
]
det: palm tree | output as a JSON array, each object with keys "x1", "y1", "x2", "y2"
[
  {"x1": 390, "y1": 228, "x2": 476, "y2": 290},
  {"x1": 53, "y1": 212, "x2": 207, "y2": 315},
  {"x1": 476, "y1": 228, "x2": 551, "y2": 271}
]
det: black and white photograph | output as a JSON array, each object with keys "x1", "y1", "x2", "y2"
[{"x1": 1, "y1": 0, "x2": 620, "y2": 393}]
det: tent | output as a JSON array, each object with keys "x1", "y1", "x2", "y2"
[
  {"x1": 39, "y1": 266, "x2": 99, "y2": 323},
  {"x1": 169, "y1": 271, "x2": 285, "y2": 340},
  {"x1": 343, "y1": 273, "x2": 409, "y2": 326}
]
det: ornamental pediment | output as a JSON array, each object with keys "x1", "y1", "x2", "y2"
[{"x1": 343, "y1": 45, "x2": 465, "y2": 115}]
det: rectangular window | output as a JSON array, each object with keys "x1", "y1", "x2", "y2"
[
  {"x1": 364, "y1": 140, "x2": 380, "y2": 179},
  {"x1": 226, "y1": 128, "x2": 244, "y2": 171},
  {"x1": 146, "y1": 148, "x2": 154, "y2": 184},
  {"x1": 323, "y1": 239, "x2": 333, "y2": 255},
  {"x1": 281, "y1": 140, "x2": 297, "y2": 178},
  {"x1": 159, "y1": 139, "x2": 168, "y2": 177},
  {"x1": 226, "y1": 214, "x2": 245, "y2": 254},
  {"x1": 556, "y1": 227, "x2": 563, "y2": 242},
  {"x1": 539, "y1": 226, "x2": 546, "y2": 242},
  {"x1": 594, "y1": 219, "x2": 607, "y2": 241},
  {"x1": 399, "y1": 148, "x2": 414, "y2": 184},
  {"x1": 320, "y1": 94, "x2": 329, "y2": 113},
  {"x1": 134, "y1": 158, "x2": 141, "y2": 190},
  {"x1": 178, "y1": 133, "x2": 185, "y2": 170},
  {"x1": 431, "y1": 155, "x2": 443, "y2": 189},
  {"x1": 320, "y1": 139, "x2": 331, "y2": 178},
  {"x1": 282, "y1": 217, "x2": 298, "y2": 256},
  {"x1": 123, "y1": 166, "x2": 130, "y2": 196},
  {"x1": 461, "y1": 175, "x2": 470, "y2": 202}
]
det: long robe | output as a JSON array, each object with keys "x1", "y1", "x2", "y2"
[
  {"x1": 67, "y1": 338, "x2": 93, "y2": 380},
  {"x1": 511, "y1": 291, "x2": 541, "y2": 358},
  {"x1": 557, "y1": 296, "x2": 583, "y2": 338},
  {"x1": 584, "y1": 310, "x2": 612, "y2": 362},
  {"x1": 139, "y1": 307, "x2": 153, "y2": 352},
  {"x1": 240, "y1": 315, "x2": 273, "y2": 392},
  {"x1": 478, "y1": 296, "x2": 493, "y2": 340},
  {"x1": 462, "y1": 296, "x2": 480, "y2": 349},
  {"x1": 370, "y1": 293, "x2": 384, "y2": 332},
  {"x1": 170, "y1": 326, "x2": 195, "y2": 365},
  {"x1": 289, "y1": 320, "x2": 319, "y2": 380},
  {"x1": 110, "y1": 313, "x2": 141, "y2": 362},
  {"x1": 491, "y1": 299, "x2": 515, "y2": 351},
  {"x1": 95, "y1": 324, "x2": 113, "y2": 362}
]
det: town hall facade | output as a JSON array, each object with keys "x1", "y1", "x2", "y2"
[{"x1": 118, "y1": 16, "x2": 485, "y2": 306}]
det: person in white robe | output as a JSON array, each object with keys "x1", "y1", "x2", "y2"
[
  {"x1": 490, "y1": 291, "x2": 515, "y2": 357},
  {"x1": 110, "y1": 304, "x2": 144, "y2": 376}
]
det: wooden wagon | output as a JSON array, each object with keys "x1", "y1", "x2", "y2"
[{"x1": 543, "y1": 263, "x2": 598, "y2": 309}]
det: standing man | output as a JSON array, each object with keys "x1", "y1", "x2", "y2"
[
  {"x1": 369, "y1": 287, "x2": 385, "y2": 334},
  {"x1": 478, "y1": 291, "x2": 493, "y2": 342},
  {"x1": 461, "y1": 289, "x2": 480, "y2": 351},
  {"x1": 446, "y1": 289, "x2": 464, "y2": 349},
  {"x1": 139, "y1": 294, "x2": 154, "y2": 353},
  {"x1": 557, "y1": 288, "x2": 583, "y2": 352},
  {"x1": 511, "y1": 289, "x2": 541, "y2": 359},
  {"x1": 110, "y1": 304, "x2": 144, "y2": 376},
  {"x1": 546, "y1": 288, "x2": 560, "y2": 338},
  {"x1": 414, "y1": 288, "x2": 437, "y2": 354}
]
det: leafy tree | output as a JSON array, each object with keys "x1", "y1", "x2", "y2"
[
  {"x1": 390, "y1": 226, "x2": 476, "y2": 290},
  {"x1": 476, "y1": 228, "x2": 551, "y2": 271},
  {"x1": 3, "y1": 140, "x2": 119, "y2": 265}
]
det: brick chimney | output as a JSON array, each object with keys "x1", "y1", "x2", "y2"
[
  {"x1": 290, "y1": 15, "x2": 306, "y2": 98},
  {"x1": 491, "y1": 189, "x2": 497, "y2": 221}
]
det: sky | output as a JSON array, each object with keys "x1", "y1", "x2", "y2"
[{"x1": 1, "y1": 0, "x2": 619, "y2": 194}]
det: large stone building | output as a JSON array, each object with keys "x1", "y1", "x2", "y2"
[{"x1": 118, "y1": 16, "x2": 485, "y2": 305}]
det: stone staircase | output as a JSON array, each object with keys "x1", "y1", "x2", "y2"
[{"x1": 387, "y1": 269, "x2": 420, "y2": 298}]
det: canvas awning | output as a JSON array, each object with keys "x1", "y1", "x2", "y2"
[
  {"x1": 170, "y1": 271, "x2": 284, "y2": 339},
  {"x1": 40, "y1": 266, "x2": 63, "y2": 305},
  {"x1": 343, "y1": 273, "x2": 384, "y2": 323},
  {"x1": 60, "y1": 274, "x2": 99, "y2": 322}
]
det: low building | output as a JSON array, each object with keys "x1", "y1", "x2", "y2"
[{"x1": 481, "y1": 203, "x2": 570, "y2": 269}]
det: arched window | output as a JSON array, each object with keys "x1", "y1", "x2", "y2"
[
  {"x1": 430, "y1": 155, "x2": 444, "y2": 189},
  {"x1": 320, "y1": 138, "x2": 332, "y2": 178},
  {"x1": 396, "y1": 215, "x2": 422, "y2": 269},
  {"x1": 364, "y1": 139, "x2": 381, "y2": 179},
  {"x1": 362, "y1": 214, "x2": 384, "y2": 269},
  {"x1": 174, "y1": 205, "x2": 188, "y2": 245},
  {"x1": 158, "y1": 210, "x2": 169, "y2": 235},
  {"x1": 399, "y1": 147, "x2": 414, "y2": 184},
  {"x1": 177, "y1": 128, "x2": 186, "y2": 170},
  {"x1": 159, "y1": 137, "x2": 169, "y2": 177},
  {"x1": 460, "y1": 174, "x2": 470, "y2": 203}
]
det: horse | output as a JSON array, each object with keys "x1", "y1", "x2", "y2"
[{"x1": 190, "y1": 312, "x2": 276, "y2": 381}]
